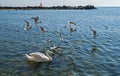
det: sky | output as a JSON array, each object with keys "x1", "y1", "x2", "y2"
[{"x1": 0, "y1": 0, "x2": 120, "y2": 7}]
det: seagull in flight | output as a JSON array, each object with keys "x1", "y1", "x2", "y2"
[
  {"x1": 69, "y1": 25, "x2": 76, "y2": 34},
  {"x1": 56, "y1": 30, "x2": 64, "y2": 41},
  {"x1": 40, "y1": 26, "x2": 47, "y2": 33},
  {"x1": 50, "y1": 44, "x2": 65, "y2": 51},
  {"x1": 31, "y1": 16, "x2": 41, "y2": 24},
  {"x1": 89, "y1": 27, "x2": 98, "y2": 38},
  {"x1": 24, "y1": 20, "x2": 32, "y2": 30},
  {"x1": 68, "y1": 21, "x2": 76, "y2": 25}
]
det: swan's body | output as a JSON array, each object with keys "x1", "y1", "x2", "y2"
[{"x1": 25, "y1": 50, "x2": 54, "y2": 62}]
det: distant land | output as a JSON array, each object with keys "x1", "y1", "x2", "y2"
[{"x1": 0, "y1": 5, "x2": 96, "y2": 10}]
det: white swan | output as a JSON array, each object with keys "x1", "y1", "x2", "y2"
[{"x1": 25, "y1": 50, "x2": 54, "y2": 62}]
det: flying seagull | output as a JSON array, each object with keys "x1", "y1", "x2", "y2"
[
  {"x1": 24, "y1": 20, "x2": 32, "y2": 30},
  {"x1": 31, "y1": 16, "x2": 41, "y2": 24},
  {"x1": 68, "y1": 21, "x2": 76, "y2": 25},
  {"x1": 89, "y1": 27, "x2": 98, "y2": 38}
]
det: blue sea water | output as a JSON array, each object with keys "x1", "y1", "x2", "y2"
[{"x1": 0, "y1": 7, "x2": 120, "y2": 76}]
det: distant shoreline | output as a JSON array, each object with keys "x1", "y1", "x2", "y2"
[{"x1": 0, "y1": 5, "x2": 96, "y2": 10}]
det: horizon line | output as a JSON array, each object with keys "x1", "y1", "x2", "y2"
[{"x1": 1, "y1": 5, "x2": 120, "y2": 7}]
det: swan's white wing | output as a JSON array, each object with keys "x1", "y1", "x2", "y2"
[
  {"x1": 29, "y1": 52, "x2": 50, "y2": 62},
  {"x1": 25, "y1": 54, "x2": 35, "y2": 61}
]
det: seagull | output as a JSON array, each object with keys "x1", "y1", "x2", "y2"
[
  {"x1": 31, "y1": 16, "x2": 41, "y2": 24},
  {"x1": 69, "y1": 25, "x2": 76, "y2": 34},
  {"x1": 50, "y1": 45, "x2": 65, "y2": 51},
  {"x1": 89, "y1": 27, "x2": 98, "y2": 38},
  {"x1": 68, "y1": 21, "x2": 76, "y2": 25},
  {"x1": 24, "y1": 20, "x2": 32, "y2": 30},
  {"x1": 56, "y1": 30, "x2": 64, "y2": 41},
  {"x1": 64, "y1": 25, "x2": 67, "y2": 29},
  {"x1": 40, "y1": 26, "x2": 47, "y2": 33},
  {"x1": 104, "y1": 26, "x2": 108, "y2": 29},
  {"x1": 25, "y1": 50, "x2": 54, "y2": 62},
  {"x1": 56, "y1": 30, "x2": 62, "y2": 38},
  {"x1": 43, "y1": 39, "x2": 51, "y2": 44}
]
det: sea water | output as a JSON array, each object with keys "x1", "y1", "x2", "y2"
[{"x1": 0, "y1": 7, "x2": 120, "y2": 76}]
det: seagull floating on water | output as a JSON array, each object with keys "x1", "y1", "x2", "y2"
[{"x1": 25, "y1": 50, "x2": 54, "y2": 62}]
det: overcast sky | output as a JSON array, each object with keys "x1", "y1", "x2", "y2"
[{"x1": 0, "y1": 0, "x2": 120, "y2": 7}]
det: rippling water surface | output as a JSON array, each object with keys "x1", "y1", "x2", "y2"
[{"x1": 0, "y1": 7, "x2": 120, "y2": 76}]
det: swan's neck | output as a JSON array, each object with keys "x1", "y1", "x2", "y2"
[{"x1": 46, "y1": 52, "x2": 52, "y2": 61}]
